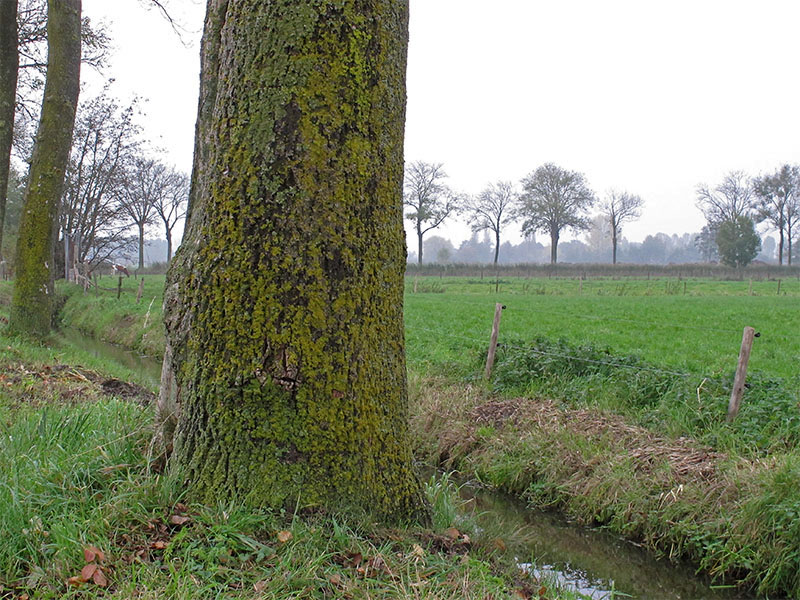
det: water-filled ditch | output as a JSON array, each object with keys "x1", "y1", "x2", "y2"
[{"x1": 57, "y1": 329, "x2": 744, "y2": 599}]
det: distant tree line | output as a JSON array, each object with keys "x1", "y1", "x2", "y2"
[{"x1": 405, "y1": 160, "x2": 797, "y2": 268}]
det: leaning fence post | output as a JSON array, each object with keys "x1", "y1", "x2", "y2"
[
  {"x1": 136, "y1": 277, "x2": 145, "y2": 304},
  {"x1": 727, "y1": 326, "x2": 757, "y2": 423},
  {"x1": 117, "y1": 276, "x2": 122, "y2": 300},
  {"x1": 484, "y1": 303, "x2": 505, "y2": 379}
]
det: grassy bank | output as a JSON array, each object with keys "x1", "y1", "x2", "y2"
[
  {"x1": 0, "y1": 328, "x2": 567, "y2": 598},
  {"x1": 409, "y1": 374, "x2": 800, "y2": 596}
]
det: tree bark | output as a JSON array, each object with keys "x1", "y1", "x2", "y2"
[
  {"x1": 612, "y1": 228, "x2": 618, "y2": 265},
  {"x1": 493, "y1": 228, "x2": 500, "y2": 264},
  {"x1": 417, "y1": 225, "x2": 423, "y2": 264},
  {"x1": 550, "y1": 229, "x2": 559, "y2": 264},
  {"x1": 161, "y1": 0, "x2": 427, "y2": 523},
  {"x1": 0, "y1": 0, "x2": 18, "y2": 261},
  {"x1": 10, "y1": 0, "x2": 81, "y2": 336},
  {"x1": 165, "y1": 227, "x2": 172, "y2": 262},
  {"x1": 137, "y1": 221, "x2": 144, "y2": 269}
]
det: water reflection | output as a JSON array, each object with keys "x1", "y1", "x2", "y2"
[
  {"x1": 462, "y1": 484, "x2": 745, "y2": 600},
  {"x1": 56, "y1": 328, "x2": 162, "y2": 390}
]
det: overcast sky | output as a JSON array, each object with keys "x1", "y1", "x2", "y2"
[{"x1": 81, "y1": 0, "x2": 800, "y2": 247}]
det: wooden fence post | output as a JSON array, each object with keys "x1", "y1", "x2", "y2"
[
  {"x1": 726, "y1": 326, "x2": 756, "y2": 423},
  {"x1": 777, "y1": 279, "x2": 782, "y2": 295},
  {"x1": 136, "y1": 277, "x2": 145, "y2": 303},
  {"x1": 484, "y1": 303, "x2": 505, "y2": 379},
  {"x1": 117, "y1": 276, "x2": 123, "y2": 300}
]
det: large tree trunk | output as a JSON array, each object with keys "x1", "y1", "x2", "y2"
[
  {"x1": 0, "y1": 0, "x2": 18, "y2": 261},
  {"x1": 160, "y1": 0, "x2": 427, "y2": 523},
  {"x1": 417, "y1": 225, "x2": 423, "y2": 264},
  {"x1": 550, "y1": 229, "x2": 559, "y2": 264},
  {"x1": 10, "y1": 0, "x2": 81, "y2": 336},
  {"x1": 493, "y1": 228, "x2": 500, "y2": 264}
]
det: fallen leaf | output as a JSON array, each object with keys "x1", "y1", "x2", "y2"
[
  {"x1": 460, "y1": 533, "x2": 471, "y2": 544},
  {"x1": 443, "y1": 527, "x2": 460, "y2": 540},
  {"x1": 92, "y1": 568, "x2": 108, "y2": 587},
  {"x1": 276, "y1": 530, "x2": 292, "y2": 543},
  {"x1": 84, "y1": 546, "x2": 105, "y2": 562},
  {"x1": 492, "y1": 538, "x2": 507, "y2": 551},
  {"x1": 344, "y1": 552, "x2": 362, "y2": 568},
  {"x1": 329, "y1": 573, "x2": 343, "y2": 586},
  {"x1": 151, "y1": 540, "x2": 168, "y2": 550},
  {"x1": 83, "y1": 548, "x2": 96, "y2": 563},
  {"x1": 80, "y1": 563, "x2": 97, "y2": 581},
  {"x1": 169, "y1": 514, "x2": 191, "y2": 525},
  {"x1": 410, "y1": 544, "x2": 424, "y2": 559},
  {"x1": 67, "y1": 575, "x2": 84, "y2": 587},
  {"x1": 254, "y1": 580, "x2": 268, "y2": 593},
  {"x1": 538, "y1": 585, "x2": 548, "y2": 597}
]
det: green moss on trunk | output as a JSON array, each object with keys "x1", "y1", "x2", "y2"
[
  {"x1": 165, "y1": 0, "x2": 428, "y2": 523},
  {"x1": 10, "y1": 0, "x2": 81, "y2": 337}
]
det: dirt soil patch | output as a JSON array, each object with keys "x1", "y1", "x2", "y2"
[
  {"x1": 470, "y1": 397, "x2": 725, "y2": 485},
  {"x1": 0, "y1": 362, "x2": 155, "y2": 407}
]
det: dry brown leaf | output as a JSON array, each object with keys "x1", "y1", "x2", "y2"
[
  {"x1": 67, "y1": 575, "x2": 84, "y2": 587},
  {"x1": 443, "y1": 527, "x2": 460, "y2": 540},
  {"x1": 80, "y1": 563, "x2": 97, "y2": 581},
  {"x1": 254, "y1": 580, "x2": 268, "y2": 593},
  {"x1": 92, "y1": 568, "x2": 108, "y2": 587},
  {"x1": 329, "y1": 573, "x2": 343, "y2": 586},
  {"x1": 83, "y1": 548, "x2": 96, "y2": 563},
  {"x1": 151, "y1": 540, "x2": 167, "y2": 550},
  {"x1": 169, "y1": 515, "x2": 191, "y2": 525},
  {"x1": 276, "y1": 530, "x2": 292, "y2": 543}
]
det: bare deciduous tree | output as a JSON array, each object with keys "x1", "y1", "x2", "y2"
[
  {"x1": 466, "y1": 181, "x2": 517, "y2": 265},
  {"x1": 695, "y1": 171, "x2": 753, "y2": 225},
  {"x1": 602, "y1": 190, "x2": 644, "y2": 264},
  {"x1": 403, "y1": 161, "x2": 459, "y2": 264},
  {"x1": 60, "y1": 90, "x2": 141, "y2": 278},
  {"x1": 151, "y1": 164, "x2": 188, "y2": 262},
  {"x1": 752, "y1": 164, "x2": 799, "y2": 266},
  {"x1": 116, "y1": 156, "x2": 165, "y2": 270},
  {"x1": 518, "y1": 163, "x2": 596, "y2": 264}
]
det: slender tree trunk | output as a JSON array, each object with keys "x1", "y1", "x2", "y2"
[
  {"x1": 417, "y1": 225, "x2": 423, "y2": 264},
  {"x1": 0, "y1": 0, "x2": 18, "y2": 261},
  {"x1": 493, "y1": 228, "x2": 500, "y2": 264},
  {"x1": 612, "y1": 229, "x2": 618, "y2": 265},
  {"x1": 138, "y1": 221, "x2": 144, "y2": 269},
  {"x1": 165, "y1": 227, "x2": 173, "y2": 262},
  {"x1": 161, "y1": 0, "x2": 427, "y2": 523},
  {"x1": 10, "y1": 0, "x2": 81, "y2": 336},
  {"x1": 778, "y1": 224, "x2": 784, "y2": 266},
  {"x1": 550, "y1": 229, "x2": 559, "y2": 264}
]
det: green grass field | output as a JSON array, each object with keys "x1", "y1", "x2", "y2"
[
  {"x1": 404, "y1": 276, "x2": 799, "y2": 380},
  {"x1": 52, "y1": 274, "x2": 800, "y2": 382}
]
